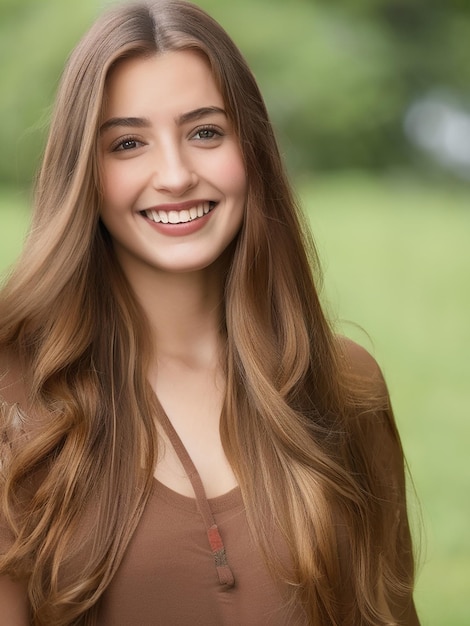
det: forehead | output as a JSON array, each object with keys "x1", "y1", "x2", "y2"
[{"x1": 102, "y1": 51, "x2": 223, "y2": 118}]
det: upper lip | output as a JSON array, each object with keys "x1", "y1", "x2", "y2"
[{"x1": 140, "y1": 199, "x2": 215, "y2": 213}]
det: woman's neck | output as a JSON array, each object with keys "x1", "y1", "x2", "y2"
[{"x1": 124, "y1": 262, "x2": 225, "y2": 368}]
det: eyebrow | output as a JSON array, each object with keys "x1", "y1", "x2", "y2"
[
  {"x1": 99, "y1": 106, "x2": 226, "y2": 134},
  {"x1": 178, "y1": 106, "x2": 226, "y2": 125}
]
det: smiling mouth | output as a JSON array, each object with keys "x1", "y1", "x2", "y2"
[{"x1": 141, "y1": 201, "x2": 216, "y2": 225}]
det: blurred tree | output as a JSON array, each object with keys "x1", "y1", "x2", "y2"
[{"x1": 202, "y1": 0, "x2": 414, "y2": 172}]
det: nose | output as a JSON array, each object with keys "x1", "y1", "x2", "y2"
[{"x1": 150, "y1": 141, "x2": 197, "y2": 196}]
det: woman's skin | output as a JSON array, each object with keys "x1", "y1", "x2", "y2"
[{"x1": 99, "y1": 50, "x2": 246, "y2": 499}]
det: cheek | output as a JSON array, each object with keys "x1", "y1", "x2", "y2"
[
  {"x1": 100, "y1": 164, "x2": 124, "y2": 211},
  {"x1": 100, "y1": 155, "x2": 148, "y2": 203},
  {"x1": 211, "y1": 149, "x2": 247, "y2": 198}
]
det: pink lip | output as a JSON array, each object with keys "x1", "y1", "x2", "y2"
[{"x1": 141, "y1": 202, "x2": 217, "y2": 237}]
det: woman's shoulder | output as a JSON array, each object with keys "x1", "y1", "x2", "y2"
[
  {"x1": 335, "y1": 335, "x2": 384, "y2": 383},
  {"x1": 334, "y1": 336, "x2": 404, "y2": 472}
]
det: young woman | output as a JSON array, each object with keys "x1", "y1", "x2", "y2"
[{"x1": 0, "y1": 1, "x2": 420, "y2": 624}]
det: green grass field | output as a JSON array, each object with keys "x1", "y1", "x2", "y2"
[{"x1": 1, "y1": 174, "x2": 469, "y2": 624}]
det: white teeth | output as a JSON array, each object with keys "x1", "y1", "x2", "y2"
[{"x1": 144, "y1": 202, "x2": 215, "y2": 225}]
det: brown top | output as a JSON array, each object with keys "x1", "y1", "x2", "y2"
[
  {"x1": 97, "y1": 480, "x2": 306, "y2": 625},
  {"x1": 0, "y1": 476, "x2": 306, "y2": 625},
  {"x1": 98, "y1": 410, "x2": 307, "y2": 625}
]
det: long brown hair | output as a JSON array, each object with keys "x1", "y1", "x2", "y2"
[{"x1": 0, "y1": 2, "x2": 415, "y2": 624}]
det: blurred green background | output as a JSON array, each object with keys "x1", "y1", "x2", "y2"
[{"x1": 1, "y1": 0, "x2": 469, "y2": 623}]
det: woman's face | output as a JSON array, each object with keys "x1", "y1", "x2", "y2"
[{"x1": 98, "y1": 51, "x2": 247, "y2": 279}]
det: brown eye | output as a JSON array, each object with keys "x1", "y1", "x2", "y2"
[
  {"x1": 111, "y1": 136, "x2": 144, "y2": 152},
  {"x1": 120, "y1": 139, "x2": 138, "y2": 150},
  {"x1": 195, "y1": 129, "x2": 216, "y2": 139},
  {"x1": 192, "y1": 125, "x2": 223, "y2": 141}
]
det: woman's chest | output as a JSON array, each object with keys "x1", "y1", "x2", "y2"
[{"x1": 98, "y1": 481, "x2": 307, "y2": 626}]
